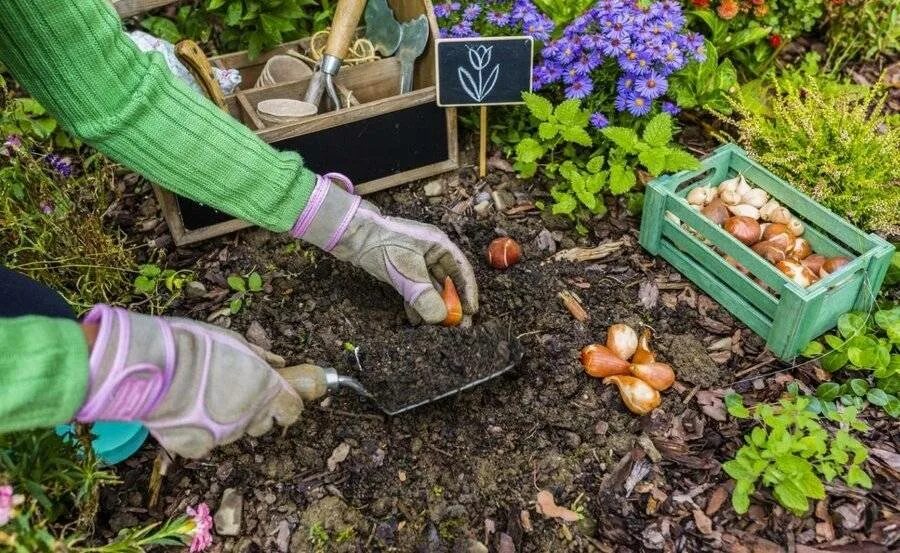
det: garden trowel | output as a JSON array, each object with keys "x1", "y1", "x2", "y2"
[
  {"x1": 365, "y1": 0, "x2": 430, "y2": 93},
  {"x1": 278, "y1": 336, "x2": 523, "y2": 416}
]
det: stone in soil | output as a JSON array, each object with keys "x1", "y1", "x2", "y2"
[{"x1": 214, "y1": 488, "x2": 243, "y2": 536}]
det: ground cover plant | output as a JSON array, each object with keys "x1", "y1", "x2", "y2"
[{"x1": 2, "y1": 0, "x2": 900, "y2": 551}]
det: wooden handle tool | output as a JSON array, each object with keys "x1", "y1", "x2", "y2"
[
  {"x1": 324, "y1": 0, "x2": 368, "y2": 60},
  {"x1": 175, "y1": 39, "x2": 227, "y2": 109}
]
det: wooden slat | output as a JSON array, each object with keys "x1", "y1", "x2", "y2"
[
  {"x1": 768, "y1": 281, "x2": 826, "y2": 359},
  {"x1": 658, "y1": 241, "x2": 773, "y2": 338},
  {"x1": 112, "y1": 0, "x2": 177, "y2": 18},
  {"x1": 662, "y1": 220, "x2": 779, "y2": 315}
]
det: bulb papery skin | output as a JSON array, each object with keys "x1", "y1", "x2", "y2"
[
  {"x1": 603, "y1": 375, "x2": 661, "y2": 415},
  {"x1": 606, "y1": 324, "x2": 638, "y2": 361}
]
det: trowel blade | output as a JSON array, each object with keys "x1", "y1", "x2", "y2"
[{"x1": 365, "y1": 0, "x2": 402, "y2": 56}]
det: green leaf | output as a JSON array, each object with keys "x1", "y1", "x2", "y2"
[
  {"x1": 714, "y1": 58, "x2": 738, "y2": 93},
  {"x1": 601, "y1": 127, "x2": 640, "y2": 154},
  {"x1": 722, "y1": 25, "x2": 771, "y2": 55},
  {"x1": 555, "y1": 99, "x2": 584, "y2": 127},
  {"x1": 515, "y1": 138, "x2": 544, "y2": 164},
  {"x1": 642, "y1": 114, "x2": 673, "y2": 148},
  {"x1": 229, "y1": 298, "x2": 243, "y2": 314},
  {"x1": 560, "y1": 126, "x2": 592, "y2": 147},
  {"x1": 134, "y1": 276, "x2": 155, "y2": 294},
  {"x1": 514, "y1": 160, "x2": 538, "y2": 179},
  {"x1": 866, "y1": 388, "x2": 890, "y2": 406},
  {"x1": 551, "y1": 193, "x2": 577, "y2": 215},
  {"x1": 838, "y1": 312, "x2": 867, "y2": 339},
  {"x1": 638, "y1": 147, "x2": 668, "y2": 176},
  {"x1": 586, "y1": 156, "x2": 605, "y2": 174},
  {"x1": 824, "y1": 334, "x2": 845, "y2": 351},
  {"x1": 849, "y1": 378, "x2": 869, "y2": 396},
  {"x1": 846, "y1": 335, "x2": 879, "y2": 368},
  {"x1": 845, "y1": 465, "x2": 872, "y2": 489},
  {"x1": 626, "y1": 192, "x2": 644, "y2": 215},
  {"x1": 227, "y1": 275, "x2": 247, "y2": 292},
  {"x1": 725, "y1": 393, "x2": 750, "y2": 419},
  {"x1": 664, "y1": 150, "x2": 700, "y2": 173},
  {"x1": 585, "y1": 171, "x2": 607, "y2": 194},
  {"x1": 538, "y1": 122, "x2": 559, "y2": 140},
  {"x1": 802, "y1": 341, "x2": 824, "y2": 357},
  {"x1": 523, "y1": 92, "x2": 553, "y2": 121},
  {"x1": 822, "y1": 350, "x2": 849, "y2": 372},
  {"x1": 816, "y1": 382, "x2": 841, "y2": 401},
  {"x1": 885, "y1": 398, "x2": 900, "y2": 418},
  {"x1": 248, "y1": 272, "x2": 263, "y2": 292},
  {"x1": 225, "y1": 1, "x2": 244, "y2": 25},
  {"x1": 772, "y1": 481, "x2": 809, "y2": 515},
  {"x1": 140, "y1": 16, "x2": 183, "y2": 43},
  {"x1": 207, "y1": 0, "x2": 228, "y2": 9},
  {"x1": 608, "y1": 163, "x2": 636, "y2": 195}
]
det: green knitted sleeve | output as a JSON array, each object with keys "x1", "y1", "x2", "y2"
[
  {"x1": 0, "y1": 317, "x2": 89, "y2": 433},
  {"x1": 0, "y1": 0, "x2": 316, "y2": 232}
]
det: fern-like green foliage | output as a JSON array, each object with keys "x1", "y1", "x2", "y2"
[
  {"x1": 826, "y1": 0, "x2": 899, "y2": 66},
  {"x1": 724, "y1": 77, "x2": 900, "y2": 237}
]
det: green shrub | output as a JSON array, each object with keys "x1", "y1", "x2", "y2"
[
  {"x1": 826, "y1": 0, "x2": 899, "y2": 67},
  {"x1": 723, "y1": 391, "x2": 872, "y2": 516},
  {"x1": 723, "y1": 76, "x2": 900, "y2": 236}
]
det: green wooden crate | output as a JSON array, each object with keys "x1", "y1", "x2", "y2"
[{"x1": 639, "y1": 144, "x2": 895, "y2": 361}]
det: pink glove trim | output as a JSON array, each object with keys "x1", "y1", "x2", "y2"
[
  {"x1": 77, "y1": 305, "x2": 176, "y2": 422},
  {"x1": 384, "y1": 251, "x2": 432, "y2": 305},
  {"x1": 324, "y1": 195, "x2": 361, "y2": 252},
  {"x1": 290, "y1": 173, "x2": 356, "y2": 240}
]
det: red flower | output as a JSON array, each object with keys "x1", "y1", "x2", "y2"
[
  {"x1": 692, "y1": 0, "x2": 710, "y2": 7},
  {"x1": 769, "y1": 34, "x2": 782, "y2": 48}
]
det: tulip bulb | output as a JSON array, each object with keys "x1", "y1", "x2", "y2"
[
  {"x1": 717, "y1": 175, "x2": 742, "y2": 195},
  {"x1": 441, "y1": 276, "x2": 462, "y2": 327},
  {"x1": 687, "y1": 186, "x2": 715, "y2": 206},
  {"x1": 788, "y1": 217, "x2": 804, "y2": 236},
  {"x1": 727, "y1": 203, "x2": 761, "y2": 220},
  {"x1": 581, "y1": 344, "x2": 630, "y2": 378},
  {"x1": 801, "y1": 254, "x2": 826, "y2": 275},
  {"x1": 632, "y1": 328, "x2": 655, "y2": 364},
  {"x1": 720, "y1": 189, "x2": 744, "y2": 206},
  {"x1": 723, "y1": 216, "x2": 762, "y2": 246},
  {"x1": 762, "y1": 223, "x2": 792, "y2": 241},
  {"x1": 725, "y1": 255, "x2": 750, "y2": 276},
  {"x1": 741, "y1": 188, "x2": 769, "y2": 208},
  {"x1": 759, "y1": 199, "x2": 781, "y2": 221},
  {"x1": 604, "y1": 375, "x2": 662, "y2": 415},
  {"x1": 769, "y1": 207, "x2": 793, "y2": 224},
  {"x1": 702, "y1": 198, "x2": 729, "y2": 225},
  {"x1": 776, "y1": 259, "x2": 817, "y2": 287},
  {"x1": 821, "y1": 256, "x2": 850, "y2": 276},
  {"x1": 606, "y1": 324, "x2": 638, "y2": 361},
  {"x1": 630, "y1": 362, "x2": 676, "y2": 391},
  {"x1": 790, "y1": 238, "x2": 812, "y2": 260},
  {"x1": 752, "y1": 239, "x2": 787, "y2": 264},
  {"x1": 735, "y1": 175, "x2": 751, "y2": 196}
]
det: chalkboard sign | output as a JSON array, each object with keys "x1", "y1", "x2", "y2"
[{"x1": 435, "y1": 37, "x2": 534, "y2": 107}]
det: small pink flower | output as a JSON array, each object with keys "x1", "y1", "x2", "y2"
[
  {"x1": 0, "y1": 485, "x2": 24, "y2": 526},
  {"x1": 186, "y1": 502, "x2": 213, "y2": 552}
]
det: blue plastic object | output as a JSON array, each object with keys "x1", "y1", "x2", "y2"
[{"x1": 55, "y1": 421, "x2": 148, "y2": 465}]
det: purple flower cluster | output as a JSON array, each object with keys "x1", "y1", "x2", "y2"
[
  {"x1": 534, "y1": 0, "x2": 704, "y2": 117},
  {"x1": 46, "y1": 153, "x2": 73, "y2": 177},
  {"x1": 435, "y1": 0, "x2": 554, "y2": 41}
]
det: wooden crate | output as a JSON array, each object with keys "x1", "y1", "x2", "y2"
[
  {"x1": 114, "y1": 0, "x2": 458, "y2": 245},
  {"x1": 639, "y1": 144, "x2": 895, "y2": 361}
]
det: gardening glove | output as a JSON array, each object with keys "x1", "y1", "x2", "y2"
[
  {"x1": 75, "y1": 304, "x2": 303, "y2": 459},
  {"x1": 291, "y1": 173, "x2": 478, "y2": 324}
]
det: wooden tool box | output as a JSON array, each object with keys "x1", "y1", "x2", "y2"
[{"x1": 113, "y1": 0, "x2": 458, "y2": 245}]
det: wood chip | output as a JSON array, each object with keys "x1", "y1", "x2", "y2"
[
  {"x1": 705, "y1": 485, "x2": 729, "y2": 516},
  {"x1": 550, "y1": 239, "x2": 626, "y2": 262},
  {"x1": 557, "y1": 290, "x2": 589, "y2": 322},
  {"x1": 871, "y1": 447, "x2": 900, "y2": 471},
  {"x1": 519, "y1": 510, "x2": 533, "y2": 533},
  {"x1": 326, "y1": 442, "x2": 350, "y2": 472},
  {"x1": 693, "y1": 509, "x2": 714, "y2": 535},
  {"x1": 535, "y1": 490, "x2": 581, "y2": 522}
]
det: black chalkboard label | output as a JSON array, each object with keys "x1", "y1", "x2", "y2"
[{"x1": 435, "y1": 37, "x2": 534, "y2": 107}]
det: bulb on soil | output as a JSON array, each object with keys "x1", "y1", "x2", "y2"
[
  {"x1": 486, "y1": 237, "x2": 522, "y2": 270},
  {"x1": 603, "y1": 375, "x2": 661, "y2": 415},
  {"x1": 632, "y1": 328, "x2": 656, "y2": 364},
  {"x1": 441, "y1": 276, "x2": 462, "y2": 327},
  {"x1": 581, "y1": 344, "x2": 630, "y2": 378},
  {"x1": 630, "y1": 362, "x2": 675, "y2": 391},
  {"x1": 606, "y1": 324, "x2": 638, "y2": 361}
]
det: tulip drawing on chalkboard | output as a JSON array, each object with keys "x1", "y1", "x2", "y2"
[{"x1": 458, "y1": 45, "x2": 500, "y2": 102}]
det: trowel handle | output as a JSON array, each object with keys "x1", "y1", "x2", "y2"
[
  {"x1": 277, "y1": 364, "x2": 333, "y2": 402},
  {"x1": 325, "y1": 0, "x2": 367, "y2": 60}
]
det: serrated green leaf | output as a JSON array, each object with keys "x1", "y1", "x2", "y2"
[
  {"x1": 227, "y1": 275, "x2": 246, "y2": 292},
  {"x1": 513, "y1": 160, "x2": 538, "y2": 179},
  {"x1": 845, "y1": 465, "x2": 872, "y2": 489},
  {"x1": 515, "y1": 138, "x2": 544, "y2": 163},
  {"x1": 551, "y1": 193, "x2": 578, "y2": 215},
  {"x1": 585, "y1": 171, "x2": 607, "y2": 194},
  {"x1": 664, "y1": 150, "x2": 700, "y2": 173},
  {"x1": 134, "y1": 276, "x2": 155, "y2": 294},
  {"x1": 523, "y1": 92, "x2": 553, "y2": 121},
  {"x1": 731, "y1": 486, "x2": 751, "y2": 514},
  {"x1": 885, "y1": 398, "x2": 900, "y2": 417},
  {"x1": 538, "y1": 122, "x2": 559, "y2": 140},
  {"x1": 586, "y1": 156, "x2": 605, "y2": 174},
  {"x1": 601, "y1": 126, "x2": 640, "y2": 154},
  {"x1": 225, "y1": 1, "x2": 244, "y2": 25},
  {"x1": 642, "y1": 114, "x2": 673, "y2": 148},
  {"x1": 608, "y1": 163, "x2": 636, "y2": 195},
  {"x1": 560, "y1": 126, "x2": 592, "y2": 147},
  {"x1": 207, "y1": 0, "x2": 228, "y2": 9},
  {"x1": 772, "y1": 481, "x2": 809, "y2": 515},
  {"x1": 555, "y1": 99, "x2": 584, "y2": 127},
  {"x1": 638, "y1": 147, "x2": 668, "y2": 176},
  {"x1": 846, "y1": 335, "x2": 879, "y2": 368},
  {"x1": 725, "y1": 393, "x2": 750, "y2": 419},
  {"x1": 714, "y1": 58, "x2": 738, "y2": 92}
]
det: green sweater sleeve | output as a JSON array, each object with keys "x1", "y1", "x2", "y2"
[
  {"x1": 0, "y1": 317, "x2": 89, "y2": 433},
  {"x1": 0, "y1": 0, "x2": 316, "y2": 231}
]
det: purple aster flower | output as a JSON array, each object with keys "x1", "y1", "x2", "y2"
[
  {"x1": 635, "y1": 72, "x2": 668, "y2": 99},
  {"x1": 590, "y1": 112, "x2": 609, "y2": 129},
  {"x1": 46, "y1": 153, "x2": 73, "y2": 177},
  {"x1": 625, "y1": 93, "x2": 653, "y2": 117},
  {"x1": 486, "y1": 11, "x2": 511, "y2": 26},
  {"x1": 555, "y1": 38, "x2": 581, "y2": 64},
  {"x1": 661, "y1": 101, "x2": 681, "y2": 116},
  {"x1": 433, "y1": 4, "x2": 451, "y2": 18},
  {"x1": 619, "y1": 49, "x2": 653, "y2": 75},
  {"x1": 40, "y1": 200, "x2": 55, "y2": 214},
  {"x1": 573, "y1": 53, "x2": 601, "y2": 75},
  {"x1": 615, "y1": 92, "x2": 630, "y2": 112},
  {"x1": 617, "y1": 74, "x2": 636, "y2": 95},
  {"x1": 565, "y1": 75, "x2": 593, "y2": 100},
  {"x1": 662, "y1": 45, "x2": 685, "y2": 70},
  {"x1": 602, "y1": 35, "x2": 631, "y2": 57},
  {"x1": 449, "y1": 21, "x2": 474, "y2": 38},
  {"x1": 462, "y1": 4, "x2": 481, "y2": 21}
]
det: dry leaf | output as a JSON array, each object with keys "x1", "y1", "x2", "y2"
[
  {"x1": 535, "y1": 490, "x2": 581, "y2": 522},
  {"x1": 558, "y1": 290, "x2": 589, "y2": 322},
  {"x1": 693, "y1": 509, "x2": 713, "y2": 535},
  {"x1": 520, "y1": 510, "x2": 533, "y2": 533},
  {"x1": 498, "y1": 533, "x2": 515, "y2": 553},
  {"x1": 815, "y1": 521, "x2": 835, "y2": 542},
  {"x1": 326, "y1": 442, "x2": 350, "y2": 471},
  {"x1": 705, "y1": 485, "x2": 729, "y2": 516},
  {"x1": 871, "y1": 448, "x2": 900, "y2": 471}
]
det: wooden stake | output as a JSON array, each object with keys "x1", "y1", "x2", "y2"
[{"x1": 479, "y1": 105, "x2": 488, "y2": 178}]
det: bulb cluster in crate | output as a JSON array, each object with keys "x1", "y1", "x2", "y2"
[{"x1": 686, "y1": 175, "x2": 850, "y2": 288}]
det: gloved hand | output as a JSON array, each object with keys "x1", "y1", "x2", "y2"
[
  {"x1": 291, "y1": 173, "x2": 478, "y2": 324},
  {"x1": 76, "y1": 305, "x2": 303, "y2": 458}
]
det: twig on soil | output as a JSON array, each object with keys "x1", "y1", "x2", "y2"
[
  {"x1": 682, "y1": 385, "x2": 700, "y2": 404},
  {"x1": 427, "y1": 443, "x2": 453, "y2": 457},
  {"x1": 558, "y1": 290, "x2": 589, "y2": 322},
  {"x1": 548, "y1": 239, "x2": 626, "y2": 263},
  {"x1": 324, "y1": 408, "x2": 385, "y2": 422}
]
